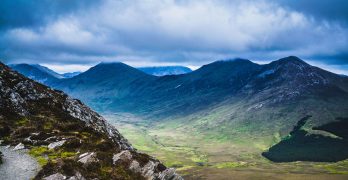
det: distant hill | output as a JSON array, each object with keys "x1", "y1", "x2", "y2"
[
  {"x1": 13, "y1": 56, "x2": 348, "y2": 162},
  {"x1": 9, "y1": 64, "x2": 81, "y2": 86},
  {"x1": 9, "y1": 64, "x2": 60, "y2": 85},
  {"x1": 0, "y1": 62, "x2": 182, "y2": 179},
  {"x1": 138, "y1": 66, "x2": 192, "y2": 76}
]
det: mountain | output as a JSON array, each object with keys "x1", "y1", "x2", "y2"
[
  {"x1": 31, "y1": 64, "x2": 64, "y2": 79},
  {"x1": 138, "y1": 66, "x2": 192, "y2": 76},
  {"x1": 0, "y1": 62, "x2": 182, "y2": 179},
  {"x1": 54, "y1": 62, "x2": 157, "y2": 112},
  {"x1": 52, "y1": 56, "x2": 348, "y2": 119},
  {"x1": 18, "y1": 56, "x2": 348, "y2": 163},
  {"x1": 9, "y1": 64, "x2": 60, "y2": 85},
  {"x1": 9, "y1": 64, "x2": 82, "y2": 86}
]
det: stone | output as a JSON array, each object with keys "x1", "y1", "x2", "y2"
[
  {"x1": 48, "y1": 140, "x2": 66, "y2": 149},
  {"x1": 158, "y1": 168, "x2": 183, "y2": 180},
  {"x1": 141, "y1": 161, "x2": 158, "y2": 179},
  {"x1": 112, "y1": 150, "x2": 132, "y2": 164},
  {"x1": 129, "y1": 160, "x2": 141, "y2": 173},
  {"x1": 67, "y1": 172, "x2": 86, "y2": 180},
  {"x1": 78, "y1": 152, "x2": 98, "y2": 164},
  {"x1": 43, "y1": 173, "x2": 67, "y2": 180},
  {"x1": 13, "y1": 143, "x2": 25, "y2": 151}
]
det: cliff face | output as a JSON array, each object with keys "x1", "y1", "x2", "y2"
[{"x1": 0, "y1": 62, "x2": 182, "y2": 180}]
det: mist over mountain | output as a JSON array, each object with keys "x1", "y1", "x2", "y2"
[
  {"x1": 138, "y1": 66, "x2": 192, "y2": 76},
  {"x1": 61, "y1": 71, "x2": 81, "y2": 78}
]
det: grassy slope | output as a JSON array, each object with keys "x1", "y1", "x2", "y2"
[
  {"x1": 105, "y1": 94, "x2": 348, "y2": 178},
  {"x1": 109, "y1": 117, "x2": 348, "y2": 178}
]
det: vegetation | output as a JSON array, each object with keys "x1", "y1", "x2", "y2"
[
  {"x1": 108, "y1": 114, "x2": 348, "y2": 178},
  {"x1": 263, "y1": 117, "x2": 348, "y2": 162}
]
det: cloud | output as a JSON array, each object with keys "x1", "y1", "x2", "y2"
[{"x1": 0, "y1": 0, "x2": 347, "y2": 74}]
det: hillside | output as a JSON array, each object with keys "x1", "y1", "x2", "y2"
[{"x1": 0, "y1": 62, "x2": 182, "y2": 179}]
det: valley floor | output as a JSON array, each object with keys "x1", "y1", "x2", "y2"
[{"x1": 105, "y1": 114, "x2": 348, "y2": 180}]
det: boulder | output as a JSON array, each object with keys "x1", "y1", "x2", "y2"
[
  {"x1": 158, "y1": 168, "x2": 183, "y2": 180},
  {"x1": 129, "y1": 160, "x2": 141, "y2": 173},
  {"x1": 141, "y1": 161, "x2": 158, "y2": 179},
  {"x1": 112, "y1": 150, "x2": 132, "y2": 164}
]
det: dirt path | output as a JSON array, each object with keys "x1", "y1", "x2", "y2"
[{"x1": 0, "y1": 146, "x2": 40, "y2": 180}]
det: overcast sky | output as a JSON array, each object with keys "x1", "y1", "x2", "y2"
[{"x1": 1, "y1": 0, "x2": 348, "y2": 74}]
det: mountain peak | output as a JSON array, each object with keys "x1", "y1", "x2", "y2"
[
  {"x1": 83, "y1": 62, "x2": 148, "y2": 78},
  {"x1": 276, "y1": 56, "x2": 309, "y2": 66},
  {"x1": 217, "y1": 58, "x2": 252, "y2": 64}
]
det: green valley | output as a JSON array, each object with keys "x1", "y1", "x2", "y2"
[{"x1": 106, "y1": 113, "x2": 348, "y2": 179}]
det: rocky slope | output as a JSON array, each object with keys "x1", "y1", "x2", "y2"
[{"x1": 0, "y1": 62, "x2": 182, "y2": 179}]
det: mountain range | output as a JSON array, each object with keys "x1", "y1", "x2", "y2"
[
  {"x1": 10, "y1": 56, "x2": 348, "y2": 163},
  {"x1": 0, "y1": 62, "x2": 182, "y2": 179},
  {"x1": 9, "y1": 64, "x2": 192, "y2": 85}
]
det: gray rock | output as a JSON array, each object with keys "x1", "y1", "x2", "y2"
[
  {"x1": 129, "y1": 160, "x2": 141, "y2": 173},
  {"x1": 0, "y1": 146, "x2": 40, "y2": 180},
  {"x1": 78, "y1": 152, "x2": 98, "y2": 164},
  {"x1": 112, "y1": 150, "x2": 132, "y2": 164},
  {"x1": 141, "y1": 161, "x2": 158, "y2": 179},
  {"x1": 48, "y1": 140, "x2": 66, "y2": 149},
  {"x1": 13, "y1": 143, "x2": 25, "y2": 151},
  {"x1": 67, "y1": 172, "x2": 86, "y2": 180},
  {"x1": 158, "y1": 168, "x2": 183, "y2": 180},
  {"x1": 43, "y1": 173, "x2": 67, "y2": 180},
  {"x1": 45, "y1": 136, "x2": 58, "y2": 142}
]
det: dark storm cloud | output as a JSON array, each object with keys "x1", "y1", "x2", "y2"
[
  {"x1": 0, "y1": 0, "x2": 347, "y2": 74},
  {"x1": 0, "y1": 0, "x2": 99, "y2": 30},
  {"x1": 277, "y1": 0, "x2": 348, "y2": 24}
]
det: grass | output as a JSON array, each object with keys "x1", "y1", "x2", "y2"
[
  {"x1": 105, "y1": 113, "x2": 348, "y2": 178},
  {"x1": 213, "y1": 162, "x2": 251, "y2": 169},
  {"x1": 15, "y1": 118, "x2": 29, "y2": 126},
  {"x1": 315, "y1": 160, "x2": 348, "y2": 174},
  {"x1": 29, "y1": 146, "x2": 77, "y2": 166}
]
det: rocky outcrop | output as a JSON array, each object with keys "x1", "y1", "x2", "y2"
[
  {"x1": 0, "y1": 62, "x2": 182, "y2": 179},
  {"x1": 63, "y1": 97, "x2": 132, "y2": 150}
]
